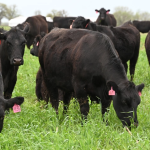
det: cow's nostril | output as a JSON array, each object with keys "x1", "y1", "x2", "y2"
[{"x1": 13, "y1": 58, "x2": 22, "y2": 65}]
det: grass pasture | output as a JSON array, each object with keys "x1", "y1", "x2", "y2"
[{"x1": 0, "y1": 33, "x2": 150, "y2": 150}]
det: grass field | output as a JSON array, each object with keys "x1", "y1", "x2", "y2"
[{"x1": 0, "y1": 32, "x2": 150, "y2": 150}]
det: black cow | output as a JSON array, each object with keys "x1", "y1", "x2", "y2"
[
  {"x1": 38, "y1": 28, "x2": 144, "y2": 127},
  {"x1": 17, "y1": 15, "x2": 48, "y2": 49},
  {"x1": 30, "y1": 32, "x2": 46, "y2": 56},
  {"x1": 53, "y1": 16, "x2": 76, "y2": 28},
  {"x1": 95, "y1": 8, "x2": 117, "y2": 26},
  {"x1": 145, "y1": 31, "x2": 150, "y2": 65},
  {"x1": 0, "y1": 71, "x2": 24, "y2": 132},
  {"x1": 0, "y1": 24, "x2": 29, "y2": 99},
  {"x1": 47, "y1": 21, "x2": 54, "y2": 32},
  {"x1": 31, "y1": 33, "x2": 64, "y2": 104},
  {"x1": 70, "y1": 17, "x2": 140, "y2": 81},
  {"x1": 133, "y1": 20, "x2": 150, "y2": 33}
]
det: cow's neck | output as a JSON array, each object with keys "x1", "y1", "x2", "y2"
[
  {"x1": 101, "y1": 45, "x2": 128, "y2": 86},
  {"x1": 0, "y1": 44, "x2": 13, "y2": 77},
  {"x1": 103, "y1": 62, "x2": 128, "y2": 86}
]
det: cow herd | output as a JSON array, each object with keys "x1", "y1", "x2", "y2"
[{"x1": 0, "y1": 7, "x2": 150, "y2": 133}]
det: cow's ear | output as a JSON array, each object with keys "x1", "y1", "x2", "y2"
[
  {"x1": 69, "y1": 19, "x2": 74, "y2": 25},
  {"x1": 106, "y1": 9, "x2": 110, "y2": 13},
  {"x1": 36, "y1": 35, "x2": 41, "y2": 43},
  {"x1": 40, "y1": 32, "x2": 46, "y2": 38},
  {"x1": 5, "y1": 97, "x2": 24, "y2": 109},
  {"x1": 0, "y1": 33, "x2": 6, "y2": 40},
  {"x1": 84, "y1": 19, "x2": 90, "y2": 28},
  {"x1": 95, "y1": 9, "x2": 99, "y2": 12},
  {"x1": 107, "y1": 81, "x2": 119, "y2": 93},
  {"x1": 85, "y1": 19, "x2": 90, "y2": 24},
  {"x1": 136, "y1": 83, "x2": 144, "y2": 93}
]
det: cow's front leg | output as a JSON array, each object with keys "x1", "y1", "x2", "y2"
[
  {"x1": 78, "y1": 98, "x2": 89, "y2": 120},
  {"x1": 4, "y1": 67, "x2": 18, "y2": 99}
]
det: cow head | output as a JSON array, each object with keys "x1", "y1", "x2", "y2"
[
  {"x1": 0, "y1": 72, "x2": 24, "y2": 132},
  {"x1": 107, "y1": 81, "x2": 144, "y2": 128},
  {"x1": 30, "y1": 32, "x2": 46, "y2": 57},
  {"x1": 70, "y1": 16, "x2": 90, "y2": 29},
  {"x1": 0, "y1": 23, "x2": 30, "y2": 66},
  {"x1": 95, "y1": 8, "x2": 110, "y2": 20}
]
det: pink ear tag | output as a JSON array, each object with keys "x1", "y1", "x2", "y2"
[
  {"x1": 85, "y1": 23, "x2": 88, "y2": 28},
  {"x1": 70, "y1": 24, "x2": 72, "y2": 29},
  {"x1": 36, "y1": 42, "x2": 39, "y2": 46},
  {"x1": 138, "y1": 91, "x2": 141, "y2": 96},
  {"x1": 13, "y1": 104, "x2": 21, "y2": 113},
  {"x1": 108, "y1": 87, "x2": 115, "y2": 95}
]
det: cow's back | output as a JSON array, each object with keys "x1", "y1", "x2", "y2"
[
  {"x1": 133, "y1": 20, "x2": 150, "y2": 33},
  {"x1": 53, "y1": 17, "x2": 76, "y2": 28},
  {"x1": 26, "y1": 15, "x2": 48, "y2": 34},
  {"x1": 39, "y1": 28, "x2": 124, "y2": 90}
]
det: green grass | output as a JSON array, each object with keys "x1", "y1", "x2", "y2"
[
  {"x1": 0, "y1": 33, "x2": 150, "y2": 150},
  {"x1": 0, "y1": 25, "x2": 11, "y2": 31}
]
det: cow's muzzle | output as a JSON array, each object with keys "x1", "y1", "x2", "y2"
[{"x1": 13, "y1": 58, "x2": 23, "y2": 66}]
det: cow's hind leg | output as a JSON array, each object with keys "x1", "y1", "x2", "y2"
[
  {"x1": 130, "y1": 58, "x2": 137, "y2": 81},
  {"x1": 130, "y1": 44, "x2": 140, "y2": 81},
  {"x1": 48, "y1": 87, "x2": 59, "y2": 114}
]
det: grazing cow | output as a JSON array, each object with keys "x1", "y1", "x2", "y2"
[
  {"x1": 0, "y1": 24, "x2": 29, "y2": 99},
  {"x1": 0, "y1": 72, "x2": 24, "y2": 132},
  {"x1": 17, "y1": 15, "x2": 48, "y2": 49},
  {"x1": 70, "y1": 17, "x2": 140, "y2": 81},
  {"x1": 145, "y1": 31, "x2": 150, "y2": 65},
  {"x1": 38, "y1": 28, "x2": 144, "y2": 127},
  {"x1": 133, "y1": 20, "x2": 150, "y2": 33},
  {"x1": 53, "y1": 16, "x2": 76, "y2": 28},
  {"x1": 95, "y1": 8, "x2": 117, "y2": 26}
]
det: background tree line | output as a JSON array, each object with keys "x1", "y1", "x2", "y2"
[
  {"x1": 45, "y1": 7, "x2": 150, "y2": 26},
  {"x1": 1, "y1": 2, "x2": 150, "y2": 26},
  {"x1": 0, "y1": 3, "x2": 19, "y2": 24},
  {"x1": 113, "y1": 6, "x2": 150, "y2": 26}
]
